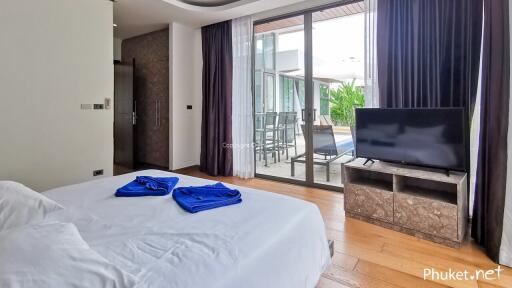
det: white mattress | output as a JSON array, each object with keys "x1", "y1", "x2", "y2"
[{"x1": 43, "y1": 170, "x2": 331, "y2": 288}]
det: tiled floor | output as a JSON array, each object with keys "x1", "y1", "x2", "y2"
[{"x1": 256, "y1": 132, "x2": 353, "y2": 187}]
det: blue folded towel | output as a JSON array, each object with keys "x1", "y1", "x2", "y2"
[
  {"x1": 172, "y1": 182, "x2": 242, "y2": 213},
  {"x1": 115, "y1": 176, "x2": 179, "y2": 197}
]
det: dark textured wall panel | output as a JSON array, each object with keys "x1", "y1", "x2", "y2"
[{"x1": 122, "y1": 29, "x2": 169, "y2": 168}]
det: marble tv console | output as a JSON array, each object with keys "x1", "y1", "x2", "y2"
[{"x1": 343, "y1": 158, "x2": 467, "y2": 247}]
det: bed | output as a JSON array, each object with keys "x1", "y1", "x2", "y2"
[{"x1": 40, "y1": 170, "x2": 331, "y2": 288}]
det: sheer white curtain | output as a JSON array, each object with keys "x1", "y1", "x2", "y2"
[
  {"x1": 364, "y1": 0, "x2": 379, "y2": 108},
  {"x1": 232, "y1": 16, "x2": 255, "y2": 178}
]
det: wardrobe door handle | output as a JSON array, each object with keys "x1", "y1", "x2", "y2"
[{"x1": 133, "y1": 101, "x2": 137, "y2": 125}]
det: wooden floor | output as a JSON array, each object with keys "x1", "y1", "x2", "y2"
[{"x1": 175, "y1": 166, "x2": 512, "y2": 288}]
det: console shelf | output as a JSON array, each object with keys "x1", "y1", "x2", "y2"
[
  {"x1": 345, "y1": 168, "x2": 393, "y2": 191},
  {"x1": 397, "y1": 186, "x2": 457, "y2": 205},
  {"x1": 343, "y1": 159, "x2": 467, "y2": 247}
]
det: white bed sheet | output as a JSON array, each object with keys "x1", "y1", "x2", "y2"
[{"x1": 43, "y1": 170, "x2": 331, "y2": 288}]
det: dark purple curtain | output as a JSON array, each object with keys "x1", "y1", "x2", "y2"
[
  {"x1": 377, "y1": 0, "x2": 483, "y2": 112},
  {"x1": 472, "y1": 0, "x2": 510, "y2": 262},
  {"x1": 200, "y1": 21, "x2": 233, "y2": 176}
]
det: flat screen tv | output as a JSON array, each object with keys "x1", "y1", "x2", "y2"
[{"x1": 355, "y1": 108, "x2": 467, "y2": 172}]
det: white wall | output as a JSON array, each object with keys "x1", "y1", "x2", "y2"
[
  {"x1": 169, "y1": 23, "x2": 203, "y2": 170},
  {"x1": 276, "y1": 50, "x2": 303, "y2": 72},
  {"x1": 0, "y1": 0, "x2": 114, "y2": 191}
]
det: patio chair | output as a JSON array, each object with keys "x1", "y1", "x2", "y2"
[
  {"x1": 291, "y1": 125, "x2": 355, "y2": 182},
  {"x1": 276, "y1": 112, "x2": 288, "y2": 162},
  {"x1": 255, "y1": 112, "x2": 279, "y2": 166},
  {"x1": 278, "y1": 111, "x2": 298, "y2": 159}
]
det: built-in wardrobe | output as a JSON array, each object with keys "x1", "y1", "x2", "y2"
[{"x1": 121, "y1": 29, "x2": 169, "y2": 169}]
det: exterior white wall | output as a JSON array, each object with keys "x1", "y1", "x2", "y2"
[
  {"x1": 0, "y1": 0, "x2": 114, "y2": 191},
  {"x1": 169, "y1": 23, "x2": 202, "y2": 170},
  {"x1": 276, "y1": 50, "x2": 303, "y2": 72}
]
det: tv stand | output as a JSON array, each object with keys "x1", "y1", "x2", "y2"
[
  {"x1": 363, "y1": 158, "x2": 375, "y2": 166},
  {"x1": 343, "y1": 159, "x2": 467, "y2": 247}
]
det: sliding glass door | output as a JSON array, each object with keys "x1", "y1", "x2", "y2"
[
  {"x1": 254, "y1": 14, "x2": 308, "y2": 184},
  {"x1": 311, "y1": 4, "x2": 365, "y2": 186},
  {"x1": 253, "y1": 1, "x2": 366, "y2": 190}
]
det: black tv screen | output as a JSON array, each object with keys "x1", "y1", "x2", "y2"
[{"x1": 355, "y1": 108, "x2": 466, "y2": 171}]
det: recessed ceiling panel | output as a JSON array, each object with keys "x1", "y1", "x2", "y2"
[
  {"x1": 114, "y1": 0, "x2": 310, "y2": 39},
  {"x1": 178, "y1": 0, "x2": 243, "y2": 7}
]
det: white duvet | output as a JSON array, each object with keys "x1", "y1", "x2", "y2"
[
  {"x1": 0, "y1": 222, "x2": 137, "y2": 288},
  {"x1": 43, "y1": 170, "x2": 331, "y2": 288}
]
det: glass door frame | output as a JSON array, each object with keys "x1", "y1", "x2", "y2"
[{"x1": 252, "y1": 0, "x2": 361, "y2": 191}]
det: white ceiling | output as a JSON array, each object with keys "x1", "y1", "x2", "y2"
[{"x1": 113, "y1": 0, "x2": 310, "y2": 39}]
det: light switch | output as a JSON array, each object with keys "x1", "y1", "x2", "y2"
[{"x1": 105, "y1": 98, "x2": 112, "y2": 109}]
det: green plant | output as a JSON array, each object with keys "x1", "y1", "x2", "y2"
[{"x1": 329, "y1": 80, "x2": 365, "y2": 127}]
